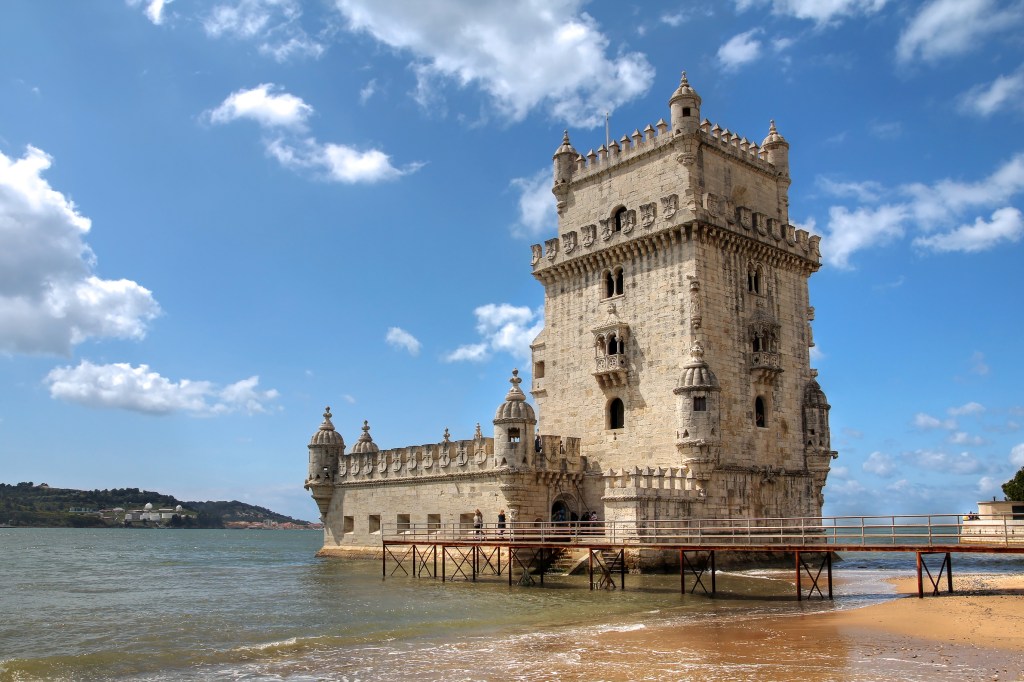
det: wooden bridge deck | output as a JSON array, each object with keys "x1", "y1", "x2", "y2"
[{"x1": 379, "y1": 514, "x2": 1024, "y2": 600}]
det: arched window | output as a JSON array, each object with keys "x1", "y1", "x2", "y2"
[
  {"x1": 614, "y1": 207, "x2": 627, "y2": 232},
  {"x1": 693, "y1": 396, "x2": 707, "y2": 412},
  {"x1": 607, "y1": 333, "x2": 618, "y2": 356},
  {"x1": 608, "y1": 398, "x2": 625, "y2": 430},
  {"x1": 747, "y1": 262, "x2": 764, "y2": 295},
  {"x1": 602, "y1": 266, "x2": 625, "y2": 298},
  {"x1": 508, "y1": 427, "x2": 521, "y2": 443},
  {"x1": 754, "y1": 397, "x2": 766, "y2": 428},
  {"x1": 752, "y1": 333, "x2": 762, "y2": 353}
]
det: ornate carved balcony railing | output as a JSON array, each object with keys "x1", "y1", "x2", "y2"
[
  {"x1": 594, "y1": 353, "x2": 628, "y2": 388},
  {"x1": 750, "y1": 350, "x2": 782, "y2": 383}
]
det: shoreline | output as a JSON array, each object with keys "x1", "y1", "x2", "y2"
[{"x1": 560, "y1": 573, "x2": 1024, "y2": 681}]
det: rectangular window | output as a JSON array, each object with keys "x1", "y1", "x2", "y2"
[
  {"x1": 693, "y1": 396, "x2": 707, "y2": 412},
  {"x1": 368, "y1": 514, "x2": 381, "y2": 534},
  {"x1": 534, "y1": 361, "x2": 545, "y2": 378},
  {"x1": 343, "y1": 516, "x2": 354, "y2": 534},
  {"x1": 427, "y1": 514, "x2": 441, "y2": 533},
  {"x1": 397, "y1": 514, "x2": 411, "y2": 533},
  {"x1": 459, "y1": 512, "x2": 475, "y2": 534}
]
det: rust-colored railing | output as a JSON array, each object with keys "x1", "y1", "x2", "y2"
[{"x1": 381, "y1": 513, "x2": 1024, "y2": 549}]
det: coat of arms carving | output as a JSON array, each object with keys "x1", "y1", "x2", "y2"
[
  {"x1": 581, "y1": 224, "x2": 596, "y2": 246},
  {"x1": 563, "y1": 230, "x2": 578, "y2": 254},
  {"x1": 639, "y1": 202, "x2": 656, "y2": 228},
  {"x1": 661, "y1": 194, "x2": 678, "y2": 219}
]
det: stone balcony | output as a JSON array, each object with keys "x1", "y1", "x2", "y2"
[
  {"x1": 594, "y1": 353, "x2": 628, "y2": 388},
  {"x1": 750, "y1": 351, "x2": 783, "y2": 383}
]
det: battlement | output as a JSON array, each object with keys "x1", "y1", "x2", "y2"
[
  {"x1": 564, "y1": 116, "x2": 777, "y2": 185},
  {"x1": 318, "y1": 433, "x2": 583, "y2": 486},
  {"x1": 602, "y1": 466, "x2": 703, "y2": 499}
]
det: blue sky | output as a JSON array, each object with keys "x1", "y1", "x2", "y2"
[{"x1": 1, "y1": 0, "x2": 1022, "y2": 522}]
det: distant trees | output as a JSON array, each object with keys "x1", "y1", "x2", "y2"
[{"x1": 1003, "y1": 467, "x2": 1024, "y2": 502}]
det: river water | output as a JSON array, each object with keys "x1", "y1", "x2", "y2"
[{"x1": 2, "y1": 528, "x2": 1021, "y2": 681}]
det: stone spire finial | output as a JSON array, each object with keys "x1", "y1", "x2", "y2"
[
  {"x1": 321, "y1": 407, "x2": 335, "y2": 431},
  {"x1": 762, "y1": 119, "x2": 788, "y2": 147},
  {"x1": 505, "y1": 369, "x2": 525, "y2": 401},
  {"x1": 351, "y1": 418, "x2": 379, "y2": 454}
]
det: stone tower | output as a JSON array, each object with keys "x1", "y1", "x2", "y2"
[{"x1": 529, "y1": 71, "x2": 837, "y2": 524}]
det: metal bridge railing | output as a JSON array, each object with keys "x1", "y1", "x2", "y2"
[{"x1": 381, "y1": 513, "x2": 1024, "y2": 548}]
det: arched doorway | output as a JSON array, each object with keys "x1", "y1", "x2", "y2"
[{"x1": 551, "y1": 498, "x2": 578, "y2": 524}]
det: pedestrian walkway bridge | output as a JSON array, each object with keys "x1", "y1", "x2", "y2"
[{"x1": 380, "y1": 513, "x2": 1024, "y2": 600}]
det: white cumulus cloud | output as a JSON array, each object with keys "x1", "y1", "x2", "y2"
[
  {"x1": 912, "y1": 207, "x2": 1023, "y2": 254},
  {"x1": 0, "y1": 146, "x2": 160, "y2": 356},
  {"x1": 717, "y1": 29, "x2": 763, "y2": 71},
  {"x1": 207, "y1": 86, "x2": 419, "y2": 184},
  {"x1": 958, "y1": 66, "x2": 1024, "y2": 117},
  {"x1": 127, "y1": 0, "x2": 172, "y2": 25},
  {"x1": 203, "y1": 0, "x2": 325, "y2": 62},
  {"x1": 385, "y1": 327, "x2": 421, "y2": 356},
  {"x1": 948, "y1": 401, "x2": 985, "y2": 416},
  {"x1": 46, "y1": 361, "x2": 278, "y2": 415},
  {"x1": 510, "y1": 168, "x2": 557, "y2": 238},
  {"x1": 206, "y1": 83, "x2": 313, "y2": 129},
  {"x1": 735, "y1": 0, "x2": 888, "y2": 26},
  {"x1": 863, "y1": 451, "x2": 897, "y2": 477},
  {"x1": 913, "y1": 412, "x2": 956, "y2": 430},
  {"x1": 445, "y1": 303, "x2": 543, "y2": 362},
  {"x1": 1011, "y1": 443, "x2": 1024, "y2": 467},
  {"x1": 897, "y1": 0, "x2": 1024, "y2": 64},
  {"x1": 332, "y1": 0, "x2": 654, "y2": 127},
  {"x1": 818, "y1": 153, "x2": 1024, "y2": 267}
]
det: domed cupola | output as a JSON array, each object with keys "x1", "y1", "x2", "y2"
[
  {"x1": 494, "y1": 369, "x2": 537, "y2": 424},
  {"x1": 677, "y1": 341, "x2": 720, "y2": 391},
  {"x1": 306, "y1": 407, "x2": 345, "y2": 498},
  {"x1": 310, "y1": 407, "x2": 345, "y2": 448},
  {"x1": 493, "y1": 369, "x2": 537, "y2": 468},
  {"x1": 761, "y1": 119, "x2": 789, "y2": 175},
  {"x1": 669, "y1": 71, "x2": 701, "y2": 135},
  {"x1": 350, "y1": 420, "x2": 379, "y2": 454}
]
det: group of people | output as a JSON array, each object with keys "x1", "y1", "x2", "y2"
[{"x1": 472, "y1": 508, "x2": 507, "y2": 536}]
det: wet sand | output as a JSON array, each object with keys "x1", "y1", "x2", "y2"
[{"x1": 513, "y1": 574, "x2": 1024, "y2": 681}]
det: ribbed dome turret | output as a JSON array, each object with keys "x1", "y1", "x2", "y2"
[
  {"x1": 349, "y1": 420, "x2": 379, "y2": 454},
  {"x1": 669, "y1": 70, "x2": 701, "y2": 107},
  {"x1": 677, "y1": 342, "x2": 719, "y2": 390},
  {"x1": 761, "y1": 119, "x2": 788, "y2": 148},
  {"x1": 309, "y1": 407, "x2": 345, "y2": 447},
  {"x1": 803, "y1": 378, "x2": 830, "y2": 409},
  {"x1": 493, "y1": 369, "x2": 537, "y2": 423},
  {"x1": 552, "y1": 130, "x2": 577, "y2": 158}
]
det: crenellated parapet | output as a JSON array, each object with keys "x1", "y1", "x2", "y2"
[
  {"x1": 602, "y1": 466, "x2": 704, "y2": 501},
  {"x1": 328, "y1": 432, "x2": 585, "y2": 486}
]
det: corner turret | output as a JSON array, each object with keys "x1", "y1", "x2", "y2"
[
  {"x1": 552, "y1": 130, "x2": 578, "y2": 214},
  {"x1": 761, "y1": 119, "x2": 789, "y2": 176},
  {"x1": 305, "y1": 406, "x2": 345, "y2": 516},
  {"x1": 673, "y1": 342, "x2": 720, "y2": 494},
  {"x1": 493, "y1": 369, "x2": 537, "y2": 468},
  {"x1": 669, "y1": 71, "x2": 701, "y2": 135}
]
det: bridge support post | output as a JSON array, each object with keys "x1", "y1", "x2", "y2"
[{"x1": 916, "y1": 551, "x2": 953, "y2": 597}]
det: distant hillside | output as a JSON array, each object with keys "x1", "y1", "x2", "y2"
[{"x1": 0, "y1": 482, "x2": 312, "y2": 529}]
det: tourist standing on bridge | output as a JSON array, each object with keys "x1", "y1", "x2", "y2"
[
  {"x1": 474, "y1": 509, "x2": 483, "y2": 536},
  {"x1": 497, "y1": 509, "x2": 506, "y2": 537}
]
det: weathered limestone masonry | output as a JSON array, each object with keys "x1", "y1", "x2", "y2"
[
  {"x1": 531, "y1": 72, "x2": 837, "y2": 533},
  {"x1": 306, "y1": 371, "x2": 586, "y2": 557},
  {"x1": 306, "y1": 72, "x2": 837, "y2": 563}
]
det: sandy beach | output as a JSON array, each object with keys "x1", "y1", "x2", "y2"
[{"x1": 501, "y1": 573, "x2": 1024, "y2": 681}]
